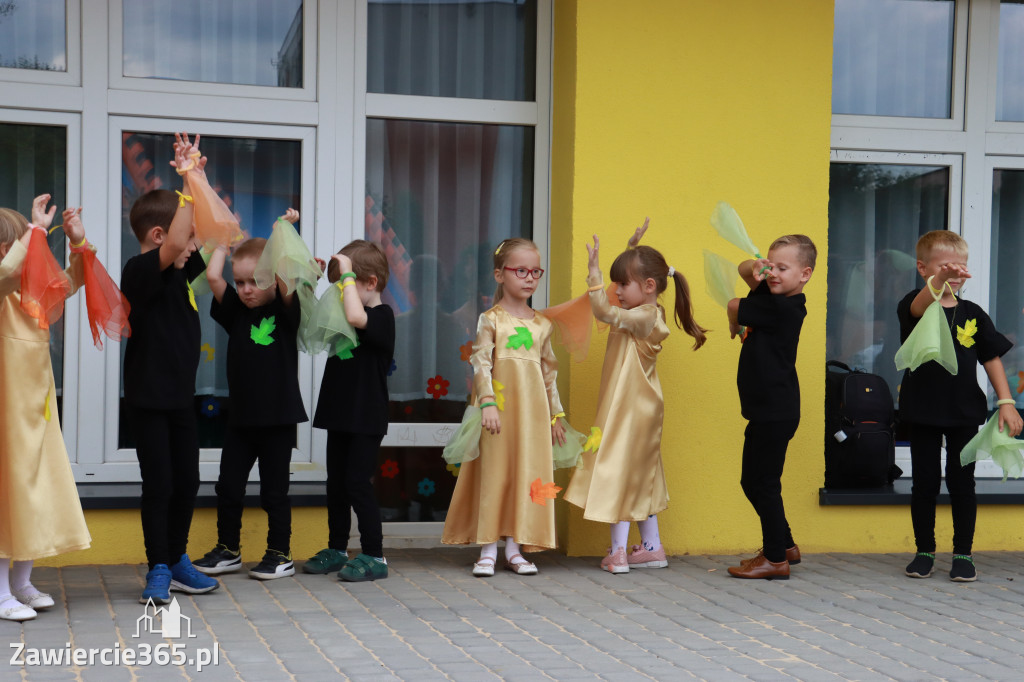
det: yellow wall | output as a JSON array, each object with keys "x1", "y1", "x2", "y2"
[{"x1": 551, "y1": 0, "x2": 1024, "y2": 557}]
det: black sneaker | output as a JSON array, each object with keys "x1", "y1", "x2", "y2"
[
  {"x1": 905, "y1": 552, "x2": 935, "y2": 578},
  {"x1": 950, "y1": 554, "x2": 977, "y2": 582},
  {"x1": 193, "y1": 545, "x2": 242, "y2": 575},
  {"x1": 248, "y1": 550, "x2": 296, "y2": 580}
]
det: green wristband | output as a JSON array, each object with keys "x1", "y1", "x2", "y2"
[
  {"x1": 480, "y1": 401, "x2": 498, "y2": 409},
  {"x1": 341, "y1": 271, "x2": 357, "y2": 281}
]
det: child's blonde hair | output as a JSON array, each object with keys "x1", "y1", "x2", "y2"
[
  {"x1": 609, "y1": 245, "x2": 708, "y2": 350},
  {"x1": 492, "y1": 237, "x2": 540, "y2": 304},
  {"x1": 915, "y1": 230, "x2": 968, "y2": 262},
  {"x1": 328, "y1": 239, "x2": 390, "y2": 292},
  {"x1": 0, "y1": 207, "x2": 29, "y2": 249},
  {"x1": 232, "y1": 237, "x2": 267, "y2": 262},
  {"x1": 769, "y1": 234, "x2": 818, "y2": 269}
]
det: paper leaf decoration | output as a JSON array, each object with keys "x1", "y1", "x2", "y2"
[
  {"x1": 460, "y1": 340, "x2": 474, "y2": 362},
  {"x1": 381, "y1": 459, "x2": 399, "y2": 479},
  {"x1": 43, "y1": 389, "x2": 51, "y2": 422},
  {"x1": 530, "y1": 478, "x2": 562, "y2": 506},
  {"x1": 492, "y1": 380, "x2": 506, "y2": 411},
  {"x1": 426, "y1": 375, "x2": 450, "y2": 399},
  {"x1": 186, "y1": 281, "x2": 198, "y2": 312},
  {"x1": 417, "y1": 478, "x2": 436, "y2": 497},
  {"x1": 250, "y1": 316, "x2": 277, "y2": 346},
  {"x1": 956, "y1": 318, "x2": 977, "y2": 348},
  {"x1": 583, "y1": 426, "x2": 602, "y2": 453},
  {"x1": 506, "y1": 326, "x2": 534, "y2": 350},
  {"x1": 201, "y1": 342, "x2": 215, "y2": 363}
]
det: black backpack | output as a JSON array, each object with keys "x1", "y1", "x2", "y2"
[{"x1": 824, "y1": 361, "x2": 902, "y2": 488}]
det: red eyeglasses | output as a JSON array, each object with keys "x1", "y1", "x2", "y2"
[{"x1": 503, "y1": 266, "x2": 545, "y2": 280}]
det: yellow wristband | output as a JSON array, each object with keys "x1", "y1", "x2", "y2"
[
  {"x1": 926, "y1": 275, "x2": 943, "y2": 297},
  {"x1": 997, "y1": 399, "x2": 1016, "y2": 406},
  {"x1": 69, "y1": 237, "x2": 87, "y2": 249},
  {"x1": 551, "y1": 412, "x2": 565, "y2": 425},
  {"x1": 341, "y1": 280, "x2": 356, "y2": 289},
  {"x1": 175, "y1": 159, "x2": 196, "y2": 176},
  {"x1": 587, "y1": 284, "x2": 604, "y2": 292}
]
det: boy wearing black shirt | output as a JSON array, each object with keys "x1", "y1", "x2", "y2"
[
  {"x1": 898, "y1": 231, "x2": 1022, "y2": 582},
  {"x1": 193, "y1": 214, "x2": 308, "y2": 580},
  {"x1": 121, "y1": 134, "x2": 219, "y2": 603},
  {"x1": 306, "y1": 241, "x2": 395, "y2": 582},
  {"x1": 726, "y1": 234, "x2": 817, "y2": 580}
]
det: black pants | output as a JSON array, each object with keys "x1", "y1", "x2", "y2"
[
  {"x1": 215, "y1": 424, "x2": 294, "y2": 555},
  {"x1": 740, "y1": 419, "x2": 799, "y2": 564},
  {"x1": 130, "y1": 406, "x2": 199, "y2": 569},
  {"x1": 326, "y1": 431, "x2": 385, "y2": 558},
  {"x1": 908, "y1": 423, "x2": 978, "y2": 555}
]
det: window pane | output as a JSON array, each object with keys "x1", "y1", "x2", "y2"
[
  {"x1": 0, "y1": 0, "x2": 66, "y2": 72},
  {"x1": 997, "y1": 1, "x2": 1024, "y2": 121},
  {"x1": 118, "y1": 132, "x2": 301, "y2": 449},
  {"x1": 366, "y1": 118, "x2": 534, "y2": 424},
  {"x1": 123, "y1": 1, "x2": 303, "y2": 87},
  {"x1": 367, "y1": 0, "x2": 537, "y2": 101},
  {"x1": 990, "y1": 169, "x2": 1024, "y2": 408},
  {"x1": 0, "y1": 122, "x2": 67, "y2": 419},
  {"x1": 832, "y1": 0, "x2": 954, "y2": 118},
  {"x1": 377, "y1": 446, "x2": 454, "y2": 522},
  {"x1": 827, "y1": 163, "x2": 950, "y2": 421}
]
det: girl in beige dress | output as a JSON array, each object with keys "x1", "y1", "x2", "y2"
[
  {"x1": 0, "y1": 197, "x2": 92, "y2": 621},
  {"x1": 563, "y1": 231, "x2": 707, "y2": 574},
  {"x1": 442, "y1": 238, "x2": 567, "y2": 576}
]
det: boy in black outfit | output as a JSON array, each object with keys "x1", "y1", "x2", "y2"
[
  {"x1": 898, "y1": 230, "x2": 1021, "y2": 582},
  {"x1": 193, "y1": 209, "x2": 309, "y2": 580},
  {"x1": 121, "y1": 133, "x2": 219, "y2": 603},
  {"x1": 725, "y1": 234, "x2": 816, "y2": 580},
  {"x1": 305, "y1": 240, "x2": 395, "y2": 582}
]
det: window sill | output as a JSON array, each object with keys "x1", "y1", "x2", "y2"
[
  {"x1": 819, "y1": 479, "x2": 1024, "y2": 505},
  {"x1": 77, "y1": 482, "x2": 326, "y2": 510}
]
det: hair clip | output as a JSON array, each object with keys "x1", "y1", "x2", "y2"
[
  {"x1": 495, "y1": 243, "x2": 503, "y2": 256},
  {"x1": 667, "y1": 266, "x2": 675, "y2": 277}
]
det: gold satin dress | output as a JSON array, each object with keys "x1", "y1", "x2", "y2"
[
  {"x1": 442, "y1": 305, "x2": 563, "y2": 551},
  {"x1": 564, "y1": 278, "x2": 670, "y2": 523},
  {"x1": 0, "y1": 240, "x2": 91, "y2": 560}
]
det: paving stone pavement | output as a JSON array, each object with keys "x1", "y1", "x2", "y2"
[{"x1": 5, "y1": 549, "x2": 1024, "y2": 681}]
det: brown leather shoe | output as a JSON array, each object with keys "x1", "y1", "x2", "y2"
[
  {"x1": 786, "y1": 544, "x2": 801, "y2": 565},
  {"x1": 728, "y1": 553, "x2": 790, "y2": 580}
]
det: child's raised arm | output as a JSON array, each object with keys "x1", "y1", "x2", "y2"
[
  {"x1": 205, "y1": 245, "x2": 229, "y2": 303},
  {"x1": 908, "y1": 263, "x2": 971, "y2": 318},
  {"x1": 626, "y1": 217, "x2": 649, "y2": 249},
  {"x1": 275, "y1": 208, "x2": 302, "y2": 305},
  {"x1": 30, "y1": 193, "x2": 57, "y2": 230},
  {"x1": 161, "y1": 132, "x2": 201, "y2": 271},
  {"x1": 738, "y1": 257, "x2": 770, "y2": 290},
  {"x1": 331, "y1": 253, "x2": 368, "y2": 329}
]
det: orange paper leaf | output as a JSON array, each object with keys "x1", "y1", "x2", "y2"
[{"x1": 530, "y1": 477, "x2": 562, "y2": 506}]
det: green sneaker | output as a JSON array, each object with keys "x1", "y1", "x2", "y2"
[
  {"x1": 339, "y1": 554, "x2": 388, "y2": 582},
  {"x1": 303, "y1": 548, "x2": 348, "y2": 574}
]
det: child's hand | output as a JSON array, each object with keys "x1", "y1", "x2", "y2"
[
  {"x1": 935, "y1": 262, "x2": 971, "y2": 287},
  {"x1": 729, "y1": 320, "x2": 743, "y2": 339},
  {"x1": 481, "y1": 405, "x2": 501, "y2": 435},
  {"x1": 281, "y1": 208, "x2": 299, "y2": 224},
  {"x1": 61, "y1": 207, "x2": 85, "y2": 245},
  {"x1": 751, "y1": 257, "x2": 771, "y2": 282},
  {"x1": 31, "y1": 194, "x2": 57, "y2": 229},
  {"x1": 998, "y1": 403, "x2": 1023, "y2": 437},
  {"x1": 332, "y1": 253, "x2": 353, "y2": 275},
  {"x1": 627, "y1": 217, "x2": 649, "y2": 249},
  {"x1": 586, "y1": 235, "x2": 601, "y2": 280},
  {"x1": 551, "y1": 418, "x2": 566, "y2": 446},
  {"x1": 314, "y1": 257, "x2": 327, "y2": 277}
]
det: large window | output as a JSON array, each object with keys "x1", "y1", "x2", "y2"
[
  {"x1": 0, "y1": 0, "x2": 66, "y2": 72},
  {"x1": 830, "y1": 0, "x2": 1024, "y2": 478}
]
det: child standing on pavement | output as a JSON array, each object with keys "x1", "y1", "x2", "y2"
[
  {"x1": 563, "y1": 227, "x2": 707, "y2": 574},
  {"x1": 726, "y1": 234, "x2": 816, "y2": 580},
  {"x1": 306, "y1": 241, "x2": 395, "y2": 582},
  {"x1": 898, "y1": 231, "x2": 1021, "y2": 582},
  {"x1": 193, "y1": 210, "x2": 309, "y2": 581},
  {"x1": 442, "y1": 238, "x2": 568, "y2": 577},
  {"x1": 121, "y1": 133, "x2": 219, "y2": 603},
  {"x1": 0, "y1": 197, "x2": 93, "y2": 622}
]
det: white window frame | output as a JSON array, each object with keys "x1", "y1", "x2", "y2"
[
  {"x1": 106, "y1": 0, "x2": 318, "y2": 102},
  {"x1": 0, "y1": 0, "x2": 82, "y2": 88}
]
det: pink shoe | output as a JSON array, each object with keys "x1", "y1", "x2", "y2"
[
  {"x1": 627, "y1": 544, "x2": 668, "y2": 569},
  {"x1": 600, "y1": 547, "x2": 629, "y2": 574}
]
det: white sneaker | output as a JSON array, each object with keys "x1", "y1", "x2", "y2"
[
  {"x1": 13, "y1": 586, "x2": 55, "y2": 610},
  {"x1": 0, "y1": 595, "x2": 37, "y2": 622}
]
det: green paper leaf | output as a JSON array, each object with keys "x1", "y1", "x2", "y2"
[
  {"x1": 251, "y1": 316, "x2": 277, "y2": 346},
  {"x1": 506, "y1": 326, "x2": 534, "y2": 350}
]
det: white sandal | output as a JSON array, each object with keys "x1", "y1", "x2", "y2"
[
  {"x1": 0, "y1": 595, "x2": 36, "y2": 622},
  {"x1": 504, "y1": 554, "x2": 538, "y2": 575},
  {"x1": 472, "y1": 557, "x2": 495, "y2": 577}
]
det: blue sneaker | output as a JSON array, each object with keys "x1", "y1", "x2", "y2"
[
  {"x1": 140, "y1": 564, "x2": 172, "y2": 604},
  {"x1": 170, "y1": 554, "x2": 219, "y2": 594}
]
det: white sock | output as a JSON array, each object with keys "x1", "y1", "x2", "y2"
[
  {"x1": 504, "y1": 538, "x2": 528, "y2": 565},
  {"x1": 0, "y1": 561, "x2": 13, "y2": 605},
  {"x1": 479, "y1": 542, "x2": 498, "y2": 564},
  {"x1": 610, "y1": 521, "x2": 630, "y2": 554},
  {"x1": 10, "y1": 560, "x2": 33, "y2": 592},
  {"x1": 637, "y1": 515, "x2": 662, "y2": 552}
]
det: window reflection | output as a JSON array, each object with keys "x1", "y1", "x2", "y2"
[
  {"x1": 0, "y1": 0, "x2": 66, "y2": 72},
  {"x1": 123, "y1": 1, "x2": 303, "y2": 87},
  {"x1": 365, "y1": 118, "x2": 534, "y2": 424},
  {"x1": 989, "y1": 169, "x2": 1024, "y2": 406},
  {"x1": 997, "y1": 1, "x2": 1024, "y2": 121},
  {"x1": 832, "y1": 0, "x2": 954, "y2": 118},
  {"x1": 827, "y1": 163, "x2": 949, "y2": 420},
  {"x1": 0, "y1": 122, "x2": 67, "y2": 418},
  {"x1": 367, "y1": 0, "x2": 537, "y2": 101},
  {"x1": 118, "y1": 132, "x2": 301, "y2": 448}
]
